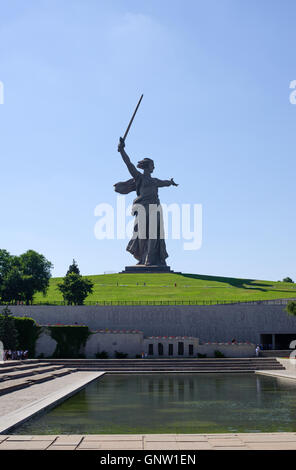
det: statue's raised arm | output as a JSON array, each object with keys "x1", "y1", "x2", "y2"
[{"x1": 117, "y1": 137, "x2": 139, "y2": 179}]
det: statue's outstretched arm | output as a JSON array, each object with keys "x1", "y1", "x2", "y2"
[
  {"x1": 117, "y1": 137, "x2": 139, "y2": 178},
  {"x1": 155, "y1": 178, "x2": 179, "y2": 187}
]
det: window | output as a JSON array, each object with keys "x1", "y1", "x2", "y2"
[
  {"x1": 148, "y1": 344, "x2": 154, "y2": 355},
  {"x1": 189, "y1": 344, "x2": 194, "y2": 356},
  {"x1": 178, "y1": 342, "x2": 184, "y2": 355},
  {"x1": 158, "y1": 343, "x2": 164, "y2": 356}
]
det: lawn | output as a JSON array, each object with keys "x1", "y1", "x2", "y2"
[{"x1": 33, "y1": 273, "x2": 296, "y2": 305}]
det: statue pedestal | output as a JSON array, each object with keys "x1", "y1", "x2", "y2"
[{"x1": 121, "y1": 265, "x2": 176, "y2": 274}]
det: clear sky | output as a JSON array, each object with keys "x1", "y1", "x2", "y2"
[{"x1": 0, "y1": 0, "x2": 295, "y2": 280}]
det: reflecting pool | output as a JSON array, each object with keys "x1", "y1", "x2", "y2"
[{"x1": 13, "y1": 373, "x2": 296, "y2": 434}]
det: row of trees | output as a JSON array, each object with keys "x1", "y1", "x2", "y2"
[
  {"x1": 0, "y1": 250, "x2": 93, "y2": 306},
  {"x1": 0, "y1": 249, "x2": 53, "y2": 305}
]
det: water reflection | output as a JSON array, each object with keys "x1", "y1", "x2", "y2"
[{"x1": 14, "y1": 373, "x2": 296, "y2": 435}]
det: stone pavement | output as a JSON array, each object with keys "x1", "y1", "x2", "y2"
[
  {"x1": 0, "y1": 371, "x2": 104, "y2": 434},
  {"x1": 1, "y1": 433, "x2": 296, "y2": 450},
  {"x1": 256, "y1": 358, "x2": 296, "y2": 381}
]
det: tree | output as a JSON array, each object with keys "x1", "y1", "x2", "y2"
[
  {"x1": 58, "y1": 272, "x2": 93, "y2": 305},
  {"x1": 0, "y1": 249, "x2": 53, "y2": 305},
  {"x1": 0, "y1": 250, "x2": 15, "y2": 298},
  {"x1": 283, "y1": 277, "x2": 294, "y2": 283},
  {"x1": 0, "y1": 306, "x2": 19, "y2": 349},
  {"x1": 0, "y1": 249, "x2": 14, "y2": 282},
  {"x1": 0, "y1": 266, "x2": 24, "y2": 303},
  {"x1": 286, "y1": 301, "x2": 296, "y2": 316},
  {"x1": 18, "y1": 250, "x2": 53, "y2": 304},
  {"x1": 66, "y1": 259, "x2": 80, "y2": 275}
]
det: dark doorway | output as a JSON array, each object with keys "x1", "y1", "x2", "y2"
[
  {"x1": 178, "y1": 342, "x2": 184, "y2": 355},
  {"x1": 158, "y1": 343, "x2": 164, "y2": 356},
  {"x1": 189, "y1": 344, "x2": 194, "y2": 356},
  {"x1": 260, "y1": 333, "x2": 296, "y2": 350},
  {"x1": 168, "y1": 344, "x2": 173, "y2": 356},
  {"x1": 148, "y1": 344, "x2": 154, "y2": 355},
  {"x1": 275, "y1": 334, "x2": 296, "y2": 349},
  {"x1": 260, "y1": 334, "x2": 272, "y2": 350}
]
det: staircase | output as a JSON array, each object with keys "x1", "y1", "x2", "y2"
[
  {"x1": 0, "y1": 360, "x2": 77, "y2": 396},
  {"x1": 260, "y1": 350, "x2": 292, "y2": 358},
  {"x1": 38, "y1": 357, "x2": 285, "y2": 373}
]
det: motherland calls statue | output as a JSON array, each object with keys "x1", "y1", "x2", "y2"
[{"x1": 114, "y1": 96, "x2": 178, "y2": 272}]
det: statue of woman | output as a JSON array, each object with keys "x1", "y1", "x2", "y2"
[{"x1": 114, "y1": 137, "x2": 178, "y2": 266}]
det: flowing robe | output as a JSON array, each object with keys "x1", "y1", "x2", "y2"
[{"x1": 114, "y1": 164, "x2": 171, "y2": 266}]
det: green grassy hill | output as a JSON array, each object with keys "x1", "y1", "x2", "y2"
[{"x1": 33, "y1": 273, "x2": 296, "y2": 305}]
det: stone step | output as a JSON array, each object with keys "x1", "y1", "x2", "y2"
[
  {"x1": 40, "y1": 360, "x2": 283, "y2": 366},
  {"x1": 0, "y1": 362, "x2": 53, "y2": 374},
  {"x1": 0, "y1": 367, "x2": 75, "y2": 395},
  {"x1": 0, "y1": 378, "x2": 33, "y2": 395},
  {"x1": 0, "y1": 365, "x2": 65, "y2": 382},
  {"x1": 261, "y1": 350, "x2": 292, "y2": 358},
  {"x1": 27, "y1": 368, "x2": 74, "y2": 384},
  {"x1": 57, "y1": 363, "x2": 284, "y2": 370},
  {"x1": 36, "y1": 358, "x2": 284, "y2": 372},
  {"x1": 0, "y1": 359, "x2": 39, "y2": 368},
  {"x1": 95, "y1": 369, "x2": 263, "y2": 374},
  {"x1": 71, "y1": 368, "x2": 282, "y2": 374},
  {"x1": 59, "y1": 360, "x2": 284, "y2": 366},
  {"x1": 39, "y1": 356, "x2": 277, "y2": 363},
  {"x1": 39, "y1": 359, "x2": 282, "y2": 365}
]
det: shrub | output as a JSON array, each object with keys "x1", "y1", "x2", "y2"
[
  {"x1": 13, "y1": 316, "x2": 41, "y2": 357},
  {"x1": 95, "y1": 351, "x2": 109, "y2": 359},
  {"x1": 197, "y1": 353, "x2": 207, "y2": 358},
  {"x1": 286, "y1": 301, "x2": 296, "y2": 316},
  {"x1": 49, "y1": 325, "x2": 90, "y2": 358},
  {"x1": 283, "y1": 277, "x2": 293, "y2": 283},
  {"x1": 0, "y1": 309, "x2": 41, "y2": 357},
  {"x1": 115, "y1": 351, "x2": 128, "y2": 358},
  {"x1": 214, "y1": 350, "x2": 225, "y2": 358},
  {"x1": 0, "y1": 306, "x2": 19, "y2": 350}
]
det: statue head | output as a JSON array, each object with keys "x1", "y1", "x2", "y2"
[{"x1": 137, "y1": 158, "x2": 155, "y2": 173}]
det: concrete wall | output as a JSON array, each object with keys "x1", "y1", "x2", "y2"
[
  {"x1": 34, "y1": 329, "x2": 254, "y2": 358},
  {"x1": 142, "y1": 337, "x2": 254, "y2": 357},
  {"x1": 198, "y1": 343, "x2": 255, "y2": 358},
  {"x1": 35, "y1": 329, "x2": 57, "y2": 358},
  {"x1": 85, "y1": 331, "x2": 143, "y2": 358},
  {"x1": 7, "y1": 303, "x2": 296, "y2": 344}
]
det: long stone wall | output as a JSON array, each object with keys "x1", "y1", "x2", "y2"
[
  {"x1": 7, "y1": 303, "x2": 296, "y2": 344},
  {"x1": 34, "y1": 329, "x2": 255, "y2": 358}
]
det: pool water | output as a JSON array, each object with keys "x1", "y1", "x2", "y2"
[{"x1": 13, "y1": 373, "x2": 296, "y2": 434}]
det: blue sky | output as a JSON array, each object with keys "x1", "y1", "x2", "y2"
[{"x1": 0, "y1": 0, "x2": 295, "y2": 280}]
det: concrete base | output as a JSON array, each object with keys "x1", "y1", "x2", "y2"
[{"x1": 121, "y1": 265, "x2": 177, "y2": 274}]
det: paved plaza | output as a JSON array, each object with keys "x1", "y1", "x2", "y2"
[{"x1": 1, "y1": 433, "x2": 296, "y2": 450}]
